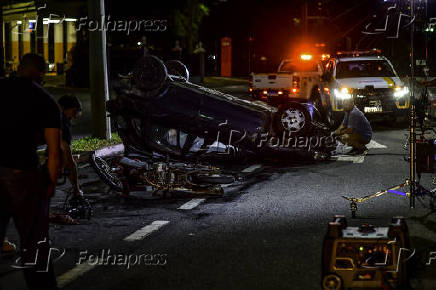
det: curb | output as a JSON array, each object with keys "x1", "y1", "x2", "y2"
[{"x1": 37, "y1": 143, "x2": 125, "y2": 165}]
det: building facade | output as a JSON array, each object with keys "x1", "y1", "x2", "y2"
[{"x1": 1, "y1": 0, "x2": 80, "y2": 74}]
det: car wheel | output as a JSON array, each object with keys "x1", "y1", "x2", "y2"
[
  {"x1": 322, "y1": 274, "x2": 342, "y2": 290},
  {"x1": 274, "y1": 103, "x2": 312, "y2": 135},
  {"x1": 133, "y1": 55, "x2": 168, "y2": 93},
  {"x1": 166, "y1": 60, "x2": 189, "y2": 81}
]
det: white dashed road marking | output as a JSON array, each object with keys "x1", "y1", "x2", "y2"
[
  {"x1": 123, "y1": 220, "x2": 170, "y2": 242},
  {"x1": 242, "y1": 164, "x2": 262, "y2": 173},
  {"x1": 58, "y1": 261, "x2": 99, "y2": 288},
  {"x1": 336, "y1": 155, "x2": 366, "y2": 163},
  {"x1": 333, "y1": 140, "x2": 386, "y2": 163},
  {"x1": 58, "y1": 220, "x2": 170, "y2": 287},
  {"x1": 178, "y1": 198, "x2": 205, "y2": 210}
]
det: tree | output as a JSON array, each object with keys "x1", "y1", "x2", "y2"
[{"x1": 172, "y1": 0, "x2": 209, "y2": 54}]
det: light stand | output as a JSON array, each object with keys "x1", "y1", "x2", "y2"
[{"x1": 409, "y1": 0, "x2": 416, "y2": 209}]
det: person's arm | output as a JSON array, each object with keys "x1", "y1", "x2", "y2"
[
  {"x1": 335, "y1": 124, "x2": 353, "y2": 135},
  {"x1": 341, "y1": 127, "x2": 354, "y2": 134},
  {"x1": 61, "y1": 140, "x2": 81, "y2": 195},
  {"x1": 44, "y1": 128, "x2": 62, "y2": 197},
  {"x1": 334, "y1": 124, "x2": 344, "y2": 135}
]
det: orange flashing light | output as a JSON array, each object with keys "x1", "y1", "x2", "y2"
[
  {"x1": 300, "y1": 54, "x2": 313, "y2": 61},
  {"x1": 321, "y1": 54, "x2": 330, "y2": 60}
]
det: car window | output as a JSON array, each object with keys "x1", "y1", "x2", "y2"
[
  {"x1": 336, "y1": 60, "x2": 397, "y2": 78},
  {"x1": 279, "y1": 61, "x2": 318, "y2": 73}
]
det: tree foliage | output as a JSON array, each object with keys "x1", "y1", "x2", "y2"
[{"x1": 171, "y1": 0, "x2": 209, "y2": 54}]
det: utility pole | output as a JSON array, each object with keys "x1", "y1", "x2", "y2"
[
  {"x1": 302, "y1": 1, "x2": 308, "y2": 38},
  {"x1": 35, "y1": 1, "x2": 44, "y2": 56},
  {"x1": 0, "y1": 4, "x2": 4, "y2": 77},
  {"x1": 88, "y1": 0, "x2": 111, "y2": 139}
]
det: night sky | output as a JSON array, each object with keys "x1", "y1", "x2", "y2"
[{"x1": 104, "y1": 0, "x2": 435, "y2": 76}]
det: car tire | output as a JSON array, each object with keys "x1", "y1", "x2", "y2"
[
  {"x1": 133, "y1": 55, "x2": 168, "y2": 93},
  {"x1": 166, "y1": 60, "x2": 189, "y2": 81},
  {"x1": 273, "y1": 102, "x2": 312, "y2": 135},
  {"x1": 322, "y1": 273, "x2": 343, "y2": 290}
]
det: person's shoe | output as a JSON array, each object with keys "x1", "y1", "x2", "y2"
[
  {"x1": 330, "y1": 142, "x2": 353, "y2": 156},
  {"x1": 2, "y1": 240, "x2": 17, "y2": 256},
  {"x1": 348, "y1": 147, "x2": 368, "y2": 155}
]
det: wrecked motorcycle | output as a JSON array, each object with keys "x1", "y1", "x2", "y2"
[{"x1": 91, "y1": 152, "x2": 235, "y2": 196}]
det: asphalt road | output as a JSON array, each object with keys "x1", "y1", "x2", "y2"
[
  {"x1": 2, "y1": 123, "x2": 436, "y2": 290},
  {"x1": 2, "y1": 82, "x2": 436, "y2": 289}
]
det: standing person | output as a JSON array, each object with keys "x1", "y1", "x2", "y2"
[
  {"x1": 0, "y1": 53, "x2": 61, "y2": 290},
  {"x1": 57, "y1": 95, "x2": 83, "y2": 197},
  {"x1": 334, "y1": 98, "x2": 372, "y2": 155}
]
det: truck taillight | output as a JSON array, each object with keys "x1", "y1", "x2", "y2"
[{"x1": 292, "y1": 76, "x2": 300, "y2": 88}]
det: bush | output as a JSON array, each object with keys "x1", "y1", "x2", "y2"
[{"x1": 71, "y1": 133, "x2": 122, "y2": 153}]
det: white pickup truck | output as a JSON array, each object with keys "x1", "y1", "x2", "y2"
[{"x1": 249, "y1": 57, "x2": 323, "y2": 106}]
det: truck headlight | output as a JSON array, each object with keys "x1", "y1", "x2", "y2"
[
  {"x1": 393, "y1": 86, "x2": 409, "y2": 98},
  {"x1": 334, "y1": 87, "x2": 352, "y2": 100}
]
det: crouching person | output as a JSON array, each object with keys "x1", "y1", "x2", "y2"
[{"x1": 334, "y1": 98, "x2": 372, "y2": 155}]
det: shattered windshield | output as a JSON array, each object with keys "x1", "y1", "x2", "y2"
[{"x1": 336, "y1": 60, "x2": 397, "y2": 78}]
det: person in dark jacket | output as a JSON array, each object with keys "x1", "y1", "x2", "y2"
[{"x1": 0, "y1": 53, "x2": 61, "y2": 290}]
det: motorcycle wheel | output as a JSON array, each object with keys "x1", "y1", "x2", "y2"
[{"x1": 90, "y1": 154, "x2": 123, "y2": 192}]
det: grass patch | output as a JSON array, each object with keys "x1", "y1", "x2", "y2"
[{"x1": 71, "y1": 133, "x2": 122, "y2": 153}]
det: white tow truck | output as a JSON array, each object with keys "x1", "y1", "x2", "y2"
[{"x1": 249, "y1": 55, "x2": 324, "y2": 106}]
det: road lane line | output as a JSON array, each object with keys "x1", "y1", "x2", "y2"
[
  {"x1": 336, "y1": 155, "x2": 365, "y2": 163},
  {"x1": 123, "y1": 220, "x2": 170, "y2": 242},
  {"x1": 178, "y1": 198, "x2": 205, "y2": 210},
  {"x1": 242, "y1": 164, "x2": 262, "y2": 173},
  {"x1": 367, "y1": 140, "x2": 387, "y2": 149},
  {"x1": 58, "y1": 261, "x2": 98, "y2": 288}
]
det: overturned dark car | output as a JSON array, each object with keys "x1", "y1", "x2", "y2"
[{"x1": 107, "y1": 55, "x2": 333, "y2": 162}]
